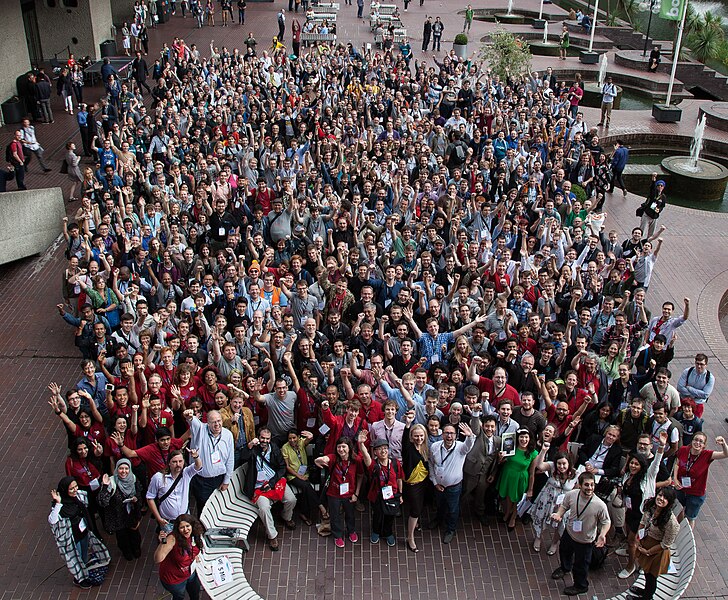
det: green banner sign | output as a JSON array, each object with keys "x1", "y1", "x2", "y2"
[{"x1": 660, "y1": 0, "x2": 684, "y2": 20}]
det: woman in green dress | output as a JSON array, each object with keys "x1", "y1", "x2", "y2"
[
  {"x1": 559, "y1": 24, "x2": 570, "y2": 60},
  {"x1": 497, "y1": 428, "x2": 538, "y2": 530}
]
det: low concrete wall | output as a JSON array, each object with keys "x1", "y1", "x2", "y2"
[{"x1": 0, "y1": 188, "x2": 65, "y2": 265}]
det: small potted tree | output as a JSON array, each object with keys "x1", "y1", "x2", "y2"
[
  {"x1": 479, "y1": 29, "x2": 532, "y2": 81},
  {"x1": 453, "y1": 33, "x2": 468, "y2": 60}
]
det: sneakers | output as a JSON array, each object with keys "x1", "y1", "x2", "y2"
[
  {"x1": 74, "y1": 579, "x2": 92, "y2": 589},
  {"x1": 348, "y1": 532, "x2": 359, "y2": 543},
  {"x1": 618, "y1": 565, "x2": 637, "y2": 579},
  {"x1": 386, "y1": 535, "x2": 396, "y2": 547},
  {"x1": 335, "y1": 537, "x2": 345, "y2": 548},
  {"x1": 615, "y1": 546, "x2": 629, "y2": 557},
  {"x1": 551, "y1": 567, "x2": 569, "y2": 580},
  {"x1": 443, "y1": 531, "x2": 455, "y2": 544},
  {"x1": 564, "y1": 585, "x2": 589, "y2": 596},
  {"x1": 370, "y1": 533, "x2": 380, "y2": 544}
]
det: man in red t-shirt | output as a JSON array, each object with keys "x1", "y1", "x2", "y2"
[{"x1": 118, "y1": 426, "x2": 187, "y2": 478}]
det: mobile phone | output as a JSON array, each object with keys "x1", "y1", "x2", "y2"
[{"x1": 105, "y1": 384, "x2": 114, "y2": 391}]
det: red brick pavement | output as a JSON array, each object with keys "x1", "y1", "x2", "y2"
[{"x1": 1, "y1": 3, "x2": 728, "y2": 600}]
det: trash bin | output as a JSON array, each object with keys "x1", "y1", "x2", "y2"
[
  {"x1": 1, "y1": 97, "x2": 24, "y2": 124},
  {"x1": 100, "y1": 39, "x2": 117, "y2": 58}
]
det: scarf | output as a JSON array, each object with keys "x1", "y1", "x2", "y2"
[
  {"x1": 108, "y1": 458, "x2": 137, "y2": 497},
  {"x1": 57, "y1": 476, "x2": 91, "y2": 541}
]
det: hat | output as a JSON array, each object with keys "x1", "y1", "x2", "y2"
[
  {"x1": 294, "y1": 224, "x2": 305, "y2": 234},
  {"x1": 434, "y1": 237, "x2": 445, "y2": 245},
  {"x1": 371, "y1": 438, "x2": 389, "y2": 449},
  {"x1": 655, "y1": 180, "x2": 666, "y2": 187},
  {"x1": 249, "y1": 260, "x2": 260, "y2": 271}
]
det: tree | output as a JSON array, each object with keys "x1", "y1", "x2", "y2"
[
  {"x1": 687, "y1": 10, "x2": 724, "y2": 62},
  {"x1": 478, "y1": 29, "x2": 532, "y2": 82}
]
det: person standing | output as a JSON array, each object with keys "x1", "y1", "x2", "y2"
[
  {"x1": 637, "y1": 175, "x2": 666, "y2": 237},
  {"x1": 550, "y1": 471, "x2": 611, "y2": 596},
  {"x1": 146, "y1": 449, "x2": 204, "y2": 532},
  {"x1": 432, "y1": 17, "x2": 444, "y2": 52},
  {"x1": 35, "y1": 74, "x2": 53, "y2": 123},
  {"x1": 422, "y1": 16, "x2": 432, "y2": 52},
  {"x1": 559, "y1": 24, "x2": 570, "y2": 60},
  {"x1": 65, "y1": 142, "x2": 83, "y2": 202},
  {"x1": 609, "y1": 138, "x2": 629, "y2": 196},
  {"x1": 97, "y1": 458, "x2": 144, "y2": 561},
  {"x1": 463, "y1": 4, "x2": 473, "y2": 32},
  {"x1": 132, "y1": 51, "x2": 151, "y2": 95},
  {"x1": 237, "y1": 0, "x2": 246, "y2": 24},
  {"x1": 20, "y1": 118, "x2": 51, "y2": 173},
  {"x1": 462, "y1": 413, "x2": 501, "y2": 525},
  {"x1": 676, "y1": 353, "x2": 714, "y2": 418},
  {"x1": 277, "y1": 9, "x2": 286, "y2": 42},
  {"x1": 598, "y1": 76, "x2": 618, "y2": 128},
  {"x1": 428, "y1": 421, "x2": 475, "y2": 543},
  {"x1": 155, "y1": 514, "x2": 205, "y2": 600},
  {"x1": 8, "y1": 130, "x2": 27, "y2": 190},
  {"x1": 183, "y1": 409, "x2": 234, "y2": 517},
  {"x1": 357, "y1": 0, "x2": 364, "y2": 19}
]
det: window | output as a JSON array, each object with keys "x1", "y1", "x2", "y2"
[{"x1": 62, "y1": 0, "x2": 79, "y2": 6}]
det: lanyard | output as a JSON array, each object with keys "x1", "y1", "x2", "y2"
[
  {"x1": 575, "y1": 493, "x2": 593, "y2": 520},
  {"x1": 209, "y1": 431, "x2": 222, "y2": 452},
  {"x1": 335, "y1": 460, "x2": 350, "y2": 481},
  {"x1": 685, "y1": 452, "x2": 700, "y2": 473}
]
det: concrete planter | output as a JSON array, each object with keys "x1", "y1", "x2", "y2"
[
  {"x1": 652, "y1": 104, "x2": 682, "y2": 122},
  {"x1": 530, "y1": 42, "x2": 560, "y2": 56},
  {"x1": 453, "y1": 42, "x2": 468, "y2": 60},
  {"x1": 580, "y1": 51, "x2": 599, "y2": 64},
  {"x1": 532, "y1": 18, "x2": 546, "y2": 28}
]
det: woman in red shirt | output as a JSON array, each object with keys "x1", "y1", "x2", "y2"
[
  {"x1": 315, "y1": 437, "x2": 361, "y2": 548},
  {"x1": 155, "y1": 513, "x2": 205, "y2": 600},
  {"x1": 672, "y1": 432, "x2": 728, "y2": 526},
  {"x1": 65, "y1": 437, "x2": 104, "y2": 536},
  {"x1": 357, "y1": 431, "x2": 404, "y2": 547}
]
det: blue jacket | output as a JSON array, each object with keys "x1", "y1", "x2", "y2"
[{"x1": 611, "y1": 146, "x2": 629, "y2": 171}]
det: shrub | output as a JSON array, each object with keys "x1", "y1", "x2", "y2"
[
  {"x1": 454, "y1": 33, "x2": 468, "y2": 45},
  {"x1": 571, "y1": 184, "x2": 587, "y2": 203}
]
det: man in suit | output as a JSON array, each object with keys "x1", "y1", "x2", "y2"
[
  {"x1": 463, "y1": 412, "x2": 501, "y2": 524},
  {"x1": 577, "y1": 426, "x2": 623, "y2": 478},
  {"x1": 132, "y1": 51, "x2": 151, "y2": 95}
]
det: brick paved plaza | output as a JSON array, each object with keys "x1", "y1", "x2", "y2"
[{"x1": 1, "y1": 1, "x2": 728, "y2": 599}]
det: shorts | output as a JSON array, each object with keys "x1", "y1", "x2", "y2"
[{"x1": 676, "y1": 490, "x2": 705, "y2": 520}]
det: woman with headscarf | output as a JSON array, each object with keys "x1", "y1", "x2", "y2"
[
  {"x1": 49, "y1": 476, "x2": 111, "y2": 590},
  {"x1": 97, "y1": 458, "x2": 144, "y2": 560}
]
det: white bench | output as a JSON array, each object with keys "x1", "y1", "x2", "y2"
[
  {"x1": 606, "y1": 519, "x2": 696, "y2": 600},
  {"x1": 313, "y1": 0, "x2": 340, "y2": 7},
  {"x1": 312, "y1": 5, "x2": 339, "y2": 13},
  {"x1": 308, "y1": 13, "x2": 337, "y2": 21},
  {"x1": 378, "y1": 3, "x2": 397, "y2": 14},
  {"x1": 301, "y1": 32, "x2": 338, "y2": 45},
  {"x1": 199, "y1": 468, "x2": 262, "y2": 600}
]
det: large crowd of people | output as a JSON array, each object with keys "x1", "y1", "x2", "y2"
[{"x1": 39, "y1": 3, "x2": 728, "y2": 599}]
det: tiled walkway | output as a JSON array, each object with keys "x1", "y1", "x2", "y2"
[{"x1": 1, "y1": 3, "x2": 727, "y2": 599}]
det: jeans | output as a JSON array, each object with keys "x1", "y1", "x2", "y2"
[
  {"x1": 190, "y1": 473, "x2": 224, "y2": 517},
  {"x1": 559, "y1": 530, "x2": 593, "y2": 589},
  {"x1": 161, "y1": 573, "x2": 201, "y2": 600},
  {"x1": 328, "y1": 496, "x2": 356, "y2": 539},
  {"x1": 435, "y1": 481, "x2": 462, "y2": 533},
  {"x1": 433, "y1": 35, "x2": 442, "y2": 51},
  {"x1": 75, "y1": 535, "x2": 89, "y2": 565}
]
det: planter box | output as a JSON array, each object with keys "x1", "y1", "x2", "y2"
[
  {"x1": 453, "y1": 43, "x2": 468, "y2": 60},
  {"x1": 532, "y1": 18, "x2": 546, "y2": 28},
  {"x1": 652, "y1": 104, "x2": 682, "y2": 123},
  {"x1": 580, "y1": 51, "x2": 599, "y2": 64}
]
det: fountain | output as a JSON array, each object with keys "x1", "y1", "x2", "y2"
[
  {"x1": 495, "y1": 0, "x2": 526, "y2": 24},
  {"x1": 661, "y1": 114, "x2": 728, "y2": 201},
  {"x1": 598, "y1": 53, "x2": 608, "y2": 87},
  {"x1": 582, "y1": 55, "x2": 625, "y2": 109},
  {"x1": 529, "y1": 20, "x2": 559, "y2": 55}
]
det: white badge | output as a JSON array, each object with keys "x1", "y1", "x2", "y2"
[
  {"x1": 319, "y1": 423, "x2": 331, "y2": 435},
  {"x1": 339, "y1": 482, "x2": 350, "y2": 495},
  {"x1": 555, "y1": 493, "x2": 565, "y2": 505},
  {"x1": 218, "y1": 227, "x2": 226, "y2": 237},
  {"x1": 625, "y1": 496, "x2": 632, "y2": 510},
  {"x1": 211, "y1": 450, "x2": 222, "y2": 464},
  {"x1": 297, "y1": 465, "x2": 307, "y2": 476},
  {"x1": 306, "y1": 417, "x2": 316, "y2": 428},
  {"x1": 430, "y1": 354, "x2": 439, "y2": 364},
  {"x1": 89, "y1": 478, "x2": 100, "y2": 491},
  {"x1": 572, "y1": 520, "x2": 583, "y2": 533},
  {"x1": 498, "y1": 330, "x2": 507, "y2": 341},
  {"x1": 638, "y1": 528, "x2": 646, "y2": 540},
  {"x1": 382, "y1": 485, "x2": 394, "y2": 500},
  {"x1": 78, "y1": 518, "x2": 87, "y2": 532},
  {"x1": 253, "y1": 415, "x2": 260, "y2": 425},
  {"x1": 681, "y1": 476, "x2": 692, "y2": 488}
]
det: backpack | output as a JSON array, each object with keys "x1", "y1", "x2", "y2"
[
  {"x1": 590, "y1": 544, "x2": 608, "y2": 570},
  {"x1": 454, "y1": 142, "x2": 465, "y2": 162},
  {"x1": 5, "y1": 144, "x2": 12, "y2": 163}
]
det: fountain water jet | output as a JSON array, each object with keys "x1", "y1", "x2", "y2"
[
  {"x1": 598, "y1": 54, "x2": 608, "y2": 88},
  {"x1": 543, "y1": 21, "x2": 548, "y2": 43}
]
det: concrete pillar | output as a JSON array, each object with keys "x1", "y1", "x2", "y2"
[
  {"x1": 111, "y1": 0, "x2": 138, "y2": 25},
  {"x1": 0, "y1": 2, "x2": 31, "y2": 102},
  {"x1": 34, "y1": 0, "x2": 114, "y2": 61}
]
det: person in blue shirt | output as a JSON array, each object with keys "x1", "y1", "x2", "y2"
[{"x1": 609, "y1": 139, "x2": 629, "y2": 196}]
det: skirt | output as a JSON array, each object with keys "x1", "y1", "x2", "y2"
[{"x1": 636, "y1": 535, "x2": 671, "y2": 577}]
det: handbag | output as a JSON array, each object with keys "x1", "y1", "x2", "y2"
[
  {"x1": 60, "y1": 159, "x2": 69, "y2": 174},
  {"x1": 381, "y1": 493, "x2": 401, "y2": 516},
  {"x1": 252, "y1": 477, "x2": 287, "y2": 503},
  {"x1": 635, "y1": 206, "x2": 644, "y2": 217}
]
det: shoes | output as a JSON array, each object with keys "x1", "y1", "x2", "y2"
[
  {"x1": 349, "y1": 532, "x2": 358, "y2": 543},
  {"x1": 547, "y1": 543, "x2": 559, "y2": 555},
  {"x1": 335, "y1": 537, "x2": 345, "y2": 548},
  {"x1": 623, "y1": 189, "x2": 627, "y2": 196},
  {"x1": 627, "y1": 584, "x2": 645, "y2": 596},
  {"x1": 284, "y1": 519, "x2": 297, "y2": 530},
  {"x1": 269, "y1": 537, "x2": 279, "y2": 551},
  {"x1": 407, "y1": 539, "x2": 419, "y2": 552},
  {"x1": 74, "y1": 579, "x2": 92, "y2": 589},
  {"x1": 615, "y1": 546, "x2": 629, "y2": 557},
  {"x1": 597, "y1": 122, "x2": 603, "y2": 126},
  {"x1": 551, "y1": 567, "x2": 569, "y2": 580},
  {"x1": 42, "y1": 168, "x2": 51, "y2": 173},
  {"x1": 386, "y1": 535, "x2": 396, "y2": 547},
  {"x1": 300, "y1": 515, "x2": 312, "y2": 526},
  {"x1": 533, "y1": 538, "x2": 541, "y2": 552},
  {"x1": 563, "y1": 585, "x2": 589, "y2": 596},
  {"x1": 618, "y1": 565, "x2": 637, "y2": 579},
  {"x1": 443, "y1": 531, "x2": 455, "y2": 544},
  {"x1": 370, "y1": 533, "x2": 380, "y2": 544}
]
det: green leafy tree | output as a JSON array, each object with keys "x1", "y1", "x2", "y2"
[
  {"x1": 687, "y1": 10, "x2": 724, "y2": 62},
  {"x1": 478, "y1": 29, "x2": 532, "y2": 81}
]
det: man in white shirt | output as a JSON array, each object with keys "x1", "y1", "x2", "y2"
[
  {"x1": 146, "y1": 448, "x2": 203, "y2": 530},
  {"x1": 20, "y1": 118, "x2": 51, "y2": 172},
  {"x1": 429, "y1": 421, "x2": 475, "y2": 543}
]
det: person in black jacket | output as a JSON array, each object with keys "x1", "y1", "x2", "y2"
[
  {"x1": 577, "y1": 426, "x2": 623, "y2": 478},
  {"x1": 242, "y1": 427, "x2": 297, "y2": 551},
  {"x1": 132, "y1": 51, "x2": 151, "y2": 95},
  {"x1": 422, "y1": 17, "x2": 432, "y2": 52}
]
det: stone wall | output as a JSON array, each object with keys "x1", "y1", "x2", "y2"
[
  {"x1": 35, "y1": 0, "x2": 113, "y2": 61},
  {"x1": 111, "y1": 0, "x2": 138, "y2": 25},
  {"x1": 0, "y1": 188, "x2": 65, "y2": 266},
  {"x1": 0, "y1": 2, "x2": 31, "y2": 103}
]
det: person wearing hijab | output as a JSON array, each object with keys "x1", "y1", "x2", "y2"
[
  {"x1": 98, "y1": 458, "x2": 144, "y2": 560},
  {"x1": 49, "y1": 476, "x2": 111, "y2": 589}
]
